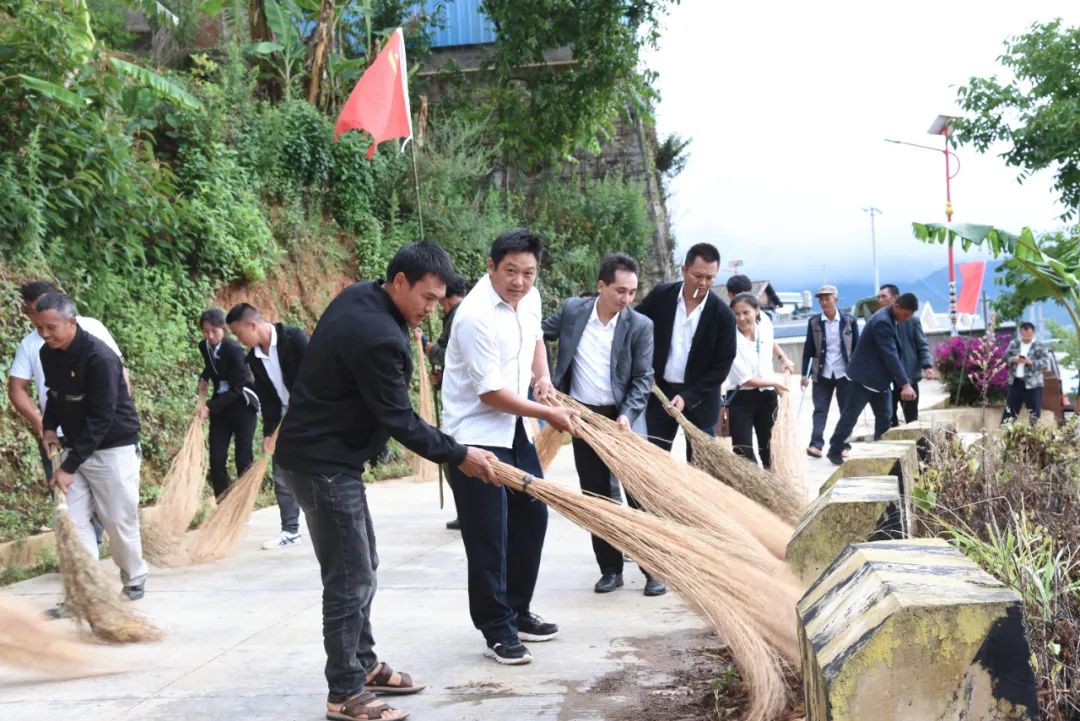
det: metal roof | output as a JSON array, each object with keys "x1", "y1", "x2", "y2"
[{"x1": 424, "y1": 0, "x2": 496, "y2": 48}]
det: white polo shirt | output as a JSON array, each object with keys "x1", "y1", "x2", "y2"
[
  {"x1": 570, "y1": 302, "x2": 617, "y2": 406},
  {"x1": 726, "y1": 319, "x2": 775, "y2": 391},
  {"x1": 441, "y1": 274, "x2": 542, "y2": 448},
  {"x1": 253, "y1": 324, "x2": 290, "y2": 406}
]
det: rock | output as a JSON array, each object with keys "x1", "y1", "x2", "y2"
[{"x1": 820, "y1": 440, "x2": 918, "y2": 536}]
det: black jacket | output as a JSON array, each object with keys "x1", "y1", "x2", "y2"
[
  {"x1": 636, "y1": 282, "x2": 737, "y2": 424},
  {"x1": 846, "y1": 306, "x2": 910, "y2": 393},
  {"x1": 199, "y1": 337, "x2": 256, "y2": 414},
  {"x1": 246, "y1": 323, "x2": 308, "y2": 437},
  {"x1": 275, "y1": 281, "x2": 467, "y2": 478},
  {"x1": 41, "y1": 326, "x2": 140, "y2": 474}
]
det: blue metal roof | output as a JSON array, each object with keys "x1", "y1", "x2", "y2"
[{"x1": 423, "y1": 0, "x2": 496, "y2": 47}]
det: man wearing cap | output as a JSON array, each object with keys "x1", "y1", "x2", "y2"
[{"x1": 800, "y1": 285, "x2": 859, "y2": 458}]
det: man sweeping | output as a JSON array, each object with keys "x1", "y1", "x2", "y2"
[
  {"x1": 226, "y1": 302, "x2": 307, "y2": 550},
  {"x1": 542, "y1": 253, "x2": 666, "y2": 597},
  {"x1": 274, "y1": 240, "x2": 497, "y2": 721},
  {"x1": 36, "y1": 293, "x2": 148, "y2": 603},
  {"x1": 441, "y1": 229, "x2": 578, "y2": 666}
]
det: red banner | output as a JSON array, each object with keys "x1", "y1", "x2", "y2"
[
  {"x1": 334, "y1": 28, "x2": 412, "y2": 159},
  {"x1": 956, "y1": 261, "x2": 986, "y2": 314}
]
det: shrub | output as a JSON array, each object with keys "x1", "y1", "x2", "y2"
[{"x1": 935, "y1": 332, "x2": 1011, "y2": 406}]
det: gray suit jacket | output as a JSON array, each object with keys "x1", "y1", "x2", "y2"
[{"x1": 542, "y1": 297, "x2": 654, "y2": 429}]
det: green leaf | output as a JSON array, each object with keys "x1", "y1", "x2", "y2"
[
  {"x1": 245, "y1": 41, "x2": 285, "y2": 55},
  {"x1": 16, "y1": 75, "x2": 88, "y2": 107},
  {"x1": 263, "y1": 0, "x2": 297, "y2": 48},
  {"x1": 107, "y1": 58, "x2": 201, "y2": 110}
]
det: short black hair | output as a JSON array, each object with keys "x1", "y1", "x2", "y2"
[
  {"x1": 730, "y1": 291, "x2": 760, "y2": 311},
  {"x1": 386, "y1": 239, "x2": 457, "y2": 286},
  {"x1": 598, "y1": 253, "x2": 640, "y2": 285},
  {"x1": 490, "y1": 228, "x2": 544, "y2": 268},
  {"x1": 19, "y1": 280, "x2": 59, "y2": 303},
  {"x1": 199, "y1": 308, "x2": 226, "y2": 328},
  {"x1": 726, "y1": 274, "x2": 752, "y2": 295},
  {"x1": 684, "y1": 243, "x2": 720, "y2": 267},
  {"x1": 446, "y1": 272, "x2": 467, "y2": 299},
  {"x1": 879, "y1": 284, "x2": 900, "y2": 297},
  {"x1": 35, "y1": 291, "x2": 77, "y2": 320},
  {"x1": 225, "y1": 302, "x2": 261, "y2": 325},
  {"x1": 1020, "y1": 321, "x2": 1036, "y2": 331},
  {"x1": 895, "y1": 292, "x2": 918, "y2": 311}
]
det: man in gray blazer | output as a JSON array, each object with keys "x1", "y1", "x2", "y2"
[{"x1": 542, "y1": 253, "x2": 665, "y2": 597}]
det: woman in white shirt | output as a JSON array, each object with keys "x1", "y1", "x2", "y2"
[{"x1": 725, "y1": 293, "x2": 792, "y2": 468}]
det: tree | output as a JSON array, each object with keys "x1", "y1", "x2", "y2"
[{"x1": 954, "y1": 20, "x2": 1080, "y2": 220}]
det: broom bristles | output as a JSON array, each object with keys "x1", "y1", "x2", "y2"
[
  {"x1": 650, "y1": 386, "x2": 806, "y2": 524},
  {"x1": 554, "y1": 391, "x2": 794, "y2": 561},
  {"x1": 410, "y1": 337, "x2": 440, "y2": 482},
  {"x1": 141, "y1": 412, "x2": 206, "y2": 564},
  {"x1": 0, "y1": 593, "x2": 94, "y2": 674},
  {"x1": 53, "y1": 502, "x2": 164, "y2": 643},
  {"x1": 769, "y1": 375, "x2": 807, "y2": 499},
  {"x1": 534, "y1": 422, "x2": 568, "y2": 471},
  {"x1": 489, "y1": 460, "x2": 798, "y2": 721}
]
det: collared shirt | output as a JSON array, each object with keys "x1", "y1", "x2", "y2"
[
  {"x1": 441, "y1": 274, "x2": 542, "y2": 448},
  {"x1": 570, "y1": 302, "x2": 618, "y2": 406},
  {"x1": 10, "y1": 317, "x2": 122, "y2": 413},
  {"x1": 1016, "y1": 341, "x2": 1033, "y2": 379},
  {"x1": 727, "y1": 320, "x2": 775, "y2": 390},
  {"x1": 663, "y1": 284, "x2": 706, "y2": 384},
  {"x1": 821, "y1": 312, "x2": 846, "y2": 379},
  {"x1": 254, "y1": 324, "x2": 289, "y2": 407}
]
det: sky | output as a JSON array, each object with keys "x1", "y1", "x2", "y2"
[{"x1": 644, "y1": 1, "x2": 1080, "y2": 291}]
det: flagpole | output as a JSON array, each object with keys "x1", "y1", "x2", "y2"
[{"x1": 410, "y1": 139, "x2": 424, "y2": 239}]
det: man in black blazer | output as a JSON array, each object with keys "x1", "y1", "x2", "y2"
[
  {"x1": 636, "y1": 243, "x2": 737, "y2": 459},
  {"x1": 542, "y1": 253, "x2": 664, "y2": 597},
  {"x1": 227, "y1": 302, "x2": 309, "y2": 549}
]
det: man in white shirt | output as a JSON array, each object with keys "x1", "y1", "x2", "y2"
[
  {"x1": 800, "y1": 285, "x2": 860, "y2": 457},
  {"x1": 8, "y1": 281, "x2": 124, "y2": 485},
  {"x1": 442, "y1": 229, "x2": 577, "y2": 666},
  {"x1": 541, "y1": 254, "x2": 664, "y2": 597}
]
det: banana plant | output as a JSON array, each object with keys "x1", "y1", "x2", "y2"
[{"x1": 244, "y1": 0, "x2": 308, "y2": 99}]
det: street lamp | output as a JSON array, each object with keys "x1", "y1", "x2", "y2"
[
  {"x1": 862, "y1": 206, "x2": 882, "y2": 293},
  {"x1": 884, "y1": 113, "x2": 962, "y2": 336}
]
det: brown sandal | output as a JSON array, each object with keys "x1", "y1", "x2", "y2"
[
  {"x1": 327, "y1": 691, "x2": 409, "y2": 720},
  {"x1": 365, "y1": 661, "x2": 425, "y2": 695}
]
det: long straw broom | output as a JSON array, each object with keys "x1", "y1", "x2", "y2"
[
  {"x1": 410, "y1": 337, "x2": 439, "y2": 482},
  {"x1": 533, "y1": 422, "x2": 568, "y2": 471},
  {"x1": 141, "y1": 412, "x2": 206, "y2": 564},
  {"x1": 0, "y1": 592, "x2": 93, "y2": 674},
  {"x1": 487, "y1": 459, "x2": 799, "y2": 721},
  {"x1": 651, "y1": 386, "x2": 805, "y2": 524},
  {"x1": 769, "y1": 374, "x2": 807, "y2": 498},
  {"x1": 47, "y1": 455, "x2": 163, "y2": 643},
  {"x1": 552, "y1": 391, "x2": 794, "y2": 561}
]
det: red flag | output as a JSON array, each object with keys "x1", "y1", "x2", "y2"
[
  {"x1": 956, "y1": 261, "x2": 986, "y2": 314},
  {"x1": 334, "y1": 28, "x2": 412, "y2": 159}
]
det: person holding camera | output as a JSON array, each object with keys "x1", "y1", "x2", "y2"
[{"x1": 1002, "y1": 322, "x2": 1049, "y2": 425}]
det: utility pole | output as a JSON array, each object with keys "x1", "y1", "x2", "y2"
[{"x1": 862, "y1": 207, "x2": 882, "y2": 293}]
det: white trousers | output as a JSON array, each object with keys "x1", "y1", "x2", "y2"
[{"x1": 64, "y1": 445, "x2": 149, "y2": 587}]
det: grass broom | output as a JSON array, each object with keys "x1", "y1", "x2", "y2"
[
  {"x1": 141, "y1": 412, "x2": 206, "y2": 564},
  {"x1": 488, "y1": 459, "x2": 800, "y2": 721},
  {"x1": 49, "y1": 474, "x2": 164, "y2": 643},
  {"x1": 768, "y1": 374, "x2": 807, "y2": 499},
  {"x1": 552, "y1": 391, "x2": 794, "y2": 561},
  {"x1": 410, "y1": 337, "x2": 439, "y2": 482},
  {"x1": 651, "y1": 386, "x2": 805, "y2": 525},
  {"x1": 533, "y1": 422, "x2": 568, "y2": 471},
  {"x1": 0, "y1": 592, "x2": 94, "y2": 675}
]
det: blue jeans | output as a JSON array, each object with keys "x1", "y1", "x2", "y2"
[
  {"x1": 828, "y1": 384, "x2": 893, "y2": 456},
  {"x1": 448, "y1": 419, "x2": 548, "y2": 643},
  {"x1": 810, "y1": 376, "x2": 852, "y2": 450},
  {"x1": 278, "y1": 466, "x2": 377, "y2": 702}
]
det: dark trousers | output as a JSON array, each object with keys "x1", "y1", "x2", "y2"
[
  {"x1": 809, "y1": 376, "x2": 851, "y2": 450},
  {"x1": 1003, "y1": 378, "x2": 1042, "y2": 424},
  {"x1": 728, "y1": 389, "x2": 779, "y2": 468},
  {"x1": 890, "y1": 380, "x2": 921, "y2": 427},
  {"x1": 449, "y1": 419, "x2": 548, "y2": 643},
  {"x1": 828, "y1": 384, "x2": 893, "y2": 456},
  {"x1": 644, "y1": 392, "x2": 716, "y2": 462},
  {"x1": 278, "y1": 465, "x2": 377, "y2": 703},
  {"x1": 208, "y1": 400, "x2": 257, "y2": 498},
  {"x1": 572, "y1": 404, "x2": 624, "y2": 575},
  {"x1": 272, "y1": 458, "x2": 302, "y2": 534}
]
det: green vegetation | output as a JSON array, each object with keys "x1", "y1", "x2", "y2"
[{"x1": 0, "y1": 0, "x2": 666, "y2": 545}]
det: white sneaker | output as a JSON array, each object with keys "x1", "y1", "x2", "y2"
[{"x1": 261, "y1": 531, "x2": 302, "y2": 550}]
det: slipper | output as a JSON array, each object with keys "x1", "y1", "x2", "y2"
[
  {"x1": 327, "y1": 691, "x2": 408, "y2": 720},
  {"x1": 365, "y1": 661, "x2": 426, "y2": 696}
]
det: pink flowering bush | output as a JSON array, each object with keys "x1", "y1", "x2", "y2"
[{"x1": 935, "y1": 332, "x2": 1011, "y2": 406}]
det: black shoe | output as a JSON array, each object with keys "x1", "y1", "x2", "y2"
[
  {"x1": 594, "y1": 573, "x2": 624, "y2": 594},
  {"x1": 826, "y1": 452, "x2": 844, "y2": 466},
  {"x1": 445, "y1": 517, "x2": 460, "y2": 530},
  {"x1": 484, "y1": 637, "x2": 532, "y2": 665},
  {"x1": 517, "y1": 612, "x2": 559, "y2": 641},
  {"x1": 44, "y1": 602, "x2": 72, "y2": 620},
  {"x1": 643, "y1": 577, "x2": 667, "y2": 597},
  {"x1": 122, "y1": 584, "x2": 145, "y2": 601}
]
